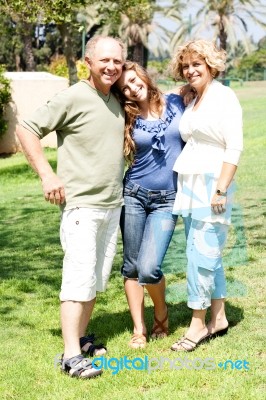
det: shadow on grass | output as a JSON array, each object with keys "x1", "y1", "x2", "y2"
[
  {"x1": 48, "y1": 300, "x2": 244, "y2": 344},
  {"x1": 0, "y1": 168, "x2": 245, "y2": 345},
  {"x1": 0, "y1": 195, "x2": 62, "y2": 273},
  {"x1": 0, "y1": 159, "x2": 57, "y2": 180}
]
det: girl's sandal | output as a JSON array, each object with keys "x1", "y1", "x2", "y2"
[
  {"x1": 128, "y1": 333, "x2": 147, "y2": 349},
  {"x1": 151, "y1": 311, "x2": 169, "y2": 339}
]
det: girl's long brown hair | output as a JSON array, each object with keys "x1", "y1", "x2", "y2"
[{"x1": 113, "y1": 61, "x2": 164, "y2": 165}]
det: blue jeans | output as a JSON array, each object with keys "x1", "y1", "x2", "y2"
[{"x1": 120, "y1": 180, "x2": 178, "y2": 284}]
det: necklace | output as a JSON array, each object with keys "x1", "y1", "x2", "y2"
[
  {"x1": 82, "y1": 79, "x2": 111, "y2": 103},
  {"x1": 101, "y1": 92, "x2": 111, "y2": 103}
]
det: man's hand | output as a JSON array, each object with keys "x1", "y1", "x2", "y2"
[
  {"x1": 16, "y1": 126, "x2": 66, "y2": 206},
  {"x1": 42, "y1": 174, "x2": 65, "y2": 205}
]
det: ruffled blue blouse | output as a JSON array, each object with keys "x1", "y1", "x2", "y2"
[{"x1": 125, "y1": 93, "x2": 185, "y2": 191}]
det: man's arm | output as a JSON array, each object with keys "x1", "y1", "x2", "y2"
[{"x1": 16, "y1": 125, "x2": 65, "y2": 205}]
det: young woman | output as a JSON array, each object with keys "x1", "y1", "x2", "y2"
[
  {"x1": 114, "y1": 61, "x2": 188, "y2": 349},
  {"x1": 170, "y1": 40, "x2": 243, "y2": 351}
]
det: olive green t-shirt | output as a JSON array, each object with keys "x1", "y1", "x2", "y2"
[{"x1": 22, "y1": 80, "x2": 125, "y2": 210}]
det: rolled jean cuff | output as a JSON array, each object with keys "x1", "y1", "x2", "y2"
[
  {"x1": 121, "y1": 267, "x2": 138, "y2": 280},
  {"x1": 211, "y1": 293, "x2": 226, "y2": 300},
  {"x1": 138, "y1": 274, "x2": 164, "y2": 286},
  {"x1": 187, "y1": 299, "x2": 211, "y2": 310}
]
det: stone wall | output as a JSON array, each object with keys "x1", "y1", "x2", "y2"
[{"x1": 0, "y1": 72, "x2": 68, "y2": 154}]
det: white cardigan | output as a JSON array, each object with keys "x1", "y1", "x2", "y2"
[{"x1": 173, "y1": 79, "x2": 243, "y2": 224}]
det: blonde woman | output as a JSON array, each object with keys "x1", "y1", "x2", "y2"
[{"x1": 170, "y1": 40, "x2": 243, "y2": 351}]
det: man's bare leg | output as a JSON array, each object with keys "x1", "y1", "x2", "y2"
[{"x1": 61, "y1": 300, "x2": 96, "y2": 359}]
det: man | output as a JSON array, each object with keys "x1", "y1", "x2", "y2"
[{"x1": 16, "y1": 36, "x2": 126, "y2": 378}]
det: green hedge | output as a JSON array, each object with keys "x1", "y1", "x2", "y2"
[{"x1": 0, "y1": 66, "x2": 11, "y2": 138}]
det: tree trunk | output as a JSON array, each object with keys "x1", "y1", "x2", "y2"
[
  {"x1": 128, "y1": 42, "x2": 148, "y2": 67},
  {"x1": 218, "y1": 16, "x2": 227, "y2": 79},
  {"x1": 15, "y1": 54, "x2": 21, "y2": 71},
  {"x1": 58, "y1": 23, "x2": 78, "y2": 85},
  {"x1": 21, "y1": 22, "x2": 35, "y2": 71}
]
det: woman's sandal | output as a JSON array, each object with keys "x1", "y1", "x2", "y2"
[
  {"x1": 80, "y1": 334, "x2": 107, "y2": 356},
  {"x1": 208, "y1": 326, "x2": 229, "y2": 339},
  {"x1": 151, "y1": 311, "x2": 169, "y2": 339},
  {"x1": 61, "y1": 354, "x2": 103, "y2": 379},
  {"x1": 128, "y1": 333, "x2": 147, "y2": 349},
  {"x1": 171, "y1": 334, "x2": 210, "y2": 352}
]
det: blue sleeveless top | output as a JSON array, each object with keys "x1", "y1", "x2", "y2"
[{"x1": 124, "y1": 93, "x2": 185, "y2": 191}]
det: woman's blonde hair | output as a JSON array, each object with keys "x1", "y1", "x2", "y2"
[
  {"x1": 113, "y1": 61, "x2": 164, "y2": 165},
  {"x1": 170, "y1": 39, "x2": 226, "y2": 80}
]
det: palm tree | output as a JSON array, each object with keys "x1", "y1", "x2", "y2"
[
  {"x1": 162, "y1": 1, "x2": 194, "y2": 54},
  {"x1": 195, "y1": 0, "x2": 266, "y2": 53},
  {"x1": 149, "y1": 1, "x2": 186, "y2": 59},
  {"x1": 118, "y1": 14, "x2": 152, "y2": 67},
  {"x1": 167, "y1": 0, "x2": 266, "y2": 54},
  {"x1": 166, "y1": 0, "x2": 266, "y2": 77},
  {"x1": 83, "y1": 0, "x2": 157, "y2": 67}
]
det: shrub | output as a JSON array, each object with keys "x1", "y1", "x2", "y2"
[
  {"x1": 0, "y1": 65, "x2": 11, "y2": 138},
  {"x1": 76, "y1": 59, "x2": 88, "y2": 80},
  {"x1": 48, "y1": 56, "x2": 88, "y2": 80},
  {"x1": 47, "y1": 55, "x2": 68, "y2": 78}
]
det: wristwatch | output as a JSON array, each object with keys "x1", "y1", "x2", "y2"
[{"x1": 216, "y1": 189, "x2": 227, "y2": 196}]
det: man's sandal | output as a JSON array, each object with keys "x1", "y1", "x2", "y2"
[
  {"x1": 171, "y1": 334, "x2": 210, "y2": 352},
  {"x1": 61, "y1": 354, "x2": 102, "y2": 379},
  {"x1": 151, "y1": 310, "x2": 169, "y2": 339},
  {"x1": 80, "y1": 334, "x2": 107, "y2": 356},
  {"x1": 128, "y1": 333, "x2": 147, "y2": 349}
]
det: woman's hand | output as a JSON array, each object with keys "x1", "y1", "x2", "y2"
[
  {"x1": 211, "y1": 193, "x2": 227, "y2": 214},
  {"x1": 167, "y1": 84, "x2": 196, "y2": 106},
  {"x1": 183, "y1": 90, "x2": 195, "y2": 106}
]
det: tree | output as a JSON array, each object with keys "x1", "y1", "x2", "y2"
[
  {"x1": 0, "y1": 0, "x2": 91, "y2": 83},
  {"x1": 167, "y1": 0, "x2": 266, "y2": 52},
  {"x1": 0, "y1": 2, "x2": 36, "y2": 71},
  {"x1": 258, "y1": 35, "x2": 266, "y2": 50},
  {"x1": 0, "y1": 15, "x2": 22, "y2": 71},
  {"x1": 0, "y1": 65, "x2": 11, "y2": 138},
  {"x1": 57, "y1": 21, "x2": 80, "y2": 84},
  {"x1": 195, "y1": 0, "x2": 266, "y2": 54},
  {"x1": 236, "y1": 46, "x2": 266, "y2": 80},
  {"x1": 82, "y1": 0, "x2": 157, "y2": 67},
  {"x1": 118, "y1": 1, "x2": 155, "y2": 67},
  {"x1": 166, "y1": 0, "x2": 266, "y2": 77},
  {"x1": 162, "y1": 1, "x2": 193, "y2": 54}
]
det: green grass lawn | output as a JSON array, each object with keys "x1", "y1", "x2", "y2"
[{"x1": 0, "y1": 82, "x2": 265, "y2": 399}]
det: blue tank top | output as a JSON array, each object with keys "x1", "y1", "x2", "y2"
[{"x1": 125, "y1": 93, "x2": 185, "y2": 190}]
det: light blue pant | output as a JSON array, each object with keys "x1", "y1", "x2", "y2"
[{"x1": 184, "y1": 216, "x2": 229, "y2": 309}]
